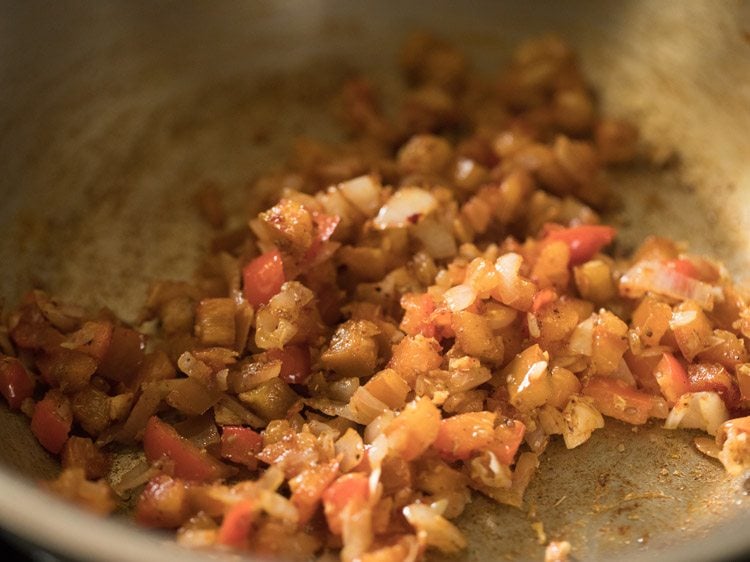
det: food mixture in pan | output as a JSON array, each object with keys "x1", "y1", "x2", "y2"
[{"x1": 1, "y1": 33, "x2": 749, "y2": 562}]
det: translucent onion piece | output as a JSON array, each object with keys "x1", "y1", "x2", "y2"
[
  {"x1": 443, "y1": 285, "x2": 477, "y2": 312},
  {"x1": 664, "y1": 391, "x2": 729, "y2": 436},
  {"x1": 619, "y1": 260, "x2": 722, "y2": 310},
  {"x1": 373, "y1": 187, "x2": 438, "y2": 230}
]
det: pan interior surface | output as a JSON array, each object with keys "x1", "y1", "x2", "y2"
[{"x1": 0, "y1": 2, "x2": 749, "y2": 561}]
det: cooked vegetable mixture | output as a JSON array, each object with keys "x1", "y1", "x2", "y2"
[{"x1": 2, "y1": 33, "x2": 749, "y2": 562}]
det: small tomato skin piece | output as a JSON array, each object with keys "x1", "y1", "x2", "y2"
[
  {"x1": 322, "y1": 473, "x2": 369, "y2": 535},
  {"x1": 544, "y1": 224, "x2": 617, "y2": 266},
  {"x1": 217, "y1": 500, "x2": 256, "y2": 549},
  {"x1": 666, "y1": 259, "x2": 700, "y2": 280},
  {"x1": 143, "y1": 416, "x2": 231, "y2": 482},
  {"x1": 0, "y1": 356, "x2": 35, "y2": 410},
  {"x1": 654, "y1": 352, "x2": 690, "y2": 405},
  {"x1": 433, "y1": 412, "x2": 495, "y2": 461},
  {"x1": 31, "y1": 391, "x2": 72, "y2": 454},
  {"x1": 220, "y1": 426, "x2": 263, "y2": 468},
  {"x1": 242, "y1": 249, "x2": 285, "y2": 307},
  {"x1": 267, "y1": 345, "x2": 311, "y2": 384},
  {"x1": 582, "y1": 377, "x2": 654, "y2": 425},
  {"x1": 305, "y1": 212, "x2": 341, "y2": 262},
  {"x1": 135, "y1": 475, "x2": 192, "y2": 529}
]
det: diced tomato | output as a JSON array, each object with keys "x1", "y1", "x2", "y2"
[
  {"x1": 543, "y1": 224, "x2": 617, "y2": 266},
  {"x1": 433, "y1": 412, "x2": 495, "y2": 461},
  {"x1": 305, "y1": 213, "x2": 341, "y2": 262},
  {"x1": 0, "y1": 357, "x2": 35, "y2": 410},
  {"x1": 531, "y1": 288, "x2": 558, "y2": 314},
  {"x1": 582, "y1": 376, "x2": 655, "y2": 425},
  {"x1": 220, "y1": 426, "x2": 263, "y2": 468},
  {"x1": 399, "y1": 293, "x2": 437, "y2": 338},
  {"x1": 31, "y1": 390, "x2": 72, "y2": 454},
  {"x1": 135, "y1": 475, "x2": 192, "y2": 528},
  {"x1": 623, "y1": 350, "x2": 662, "y2": 394},
  {"x1": 267, "y1": 345, "x2": 311, "y2": 384},
  {"x1": 654, "y1": 352, "x2": 690, "y2": 405},
  {"x1": 489, "y1": 419, "x2": 526, "y2": 465},
  {"x1": 71, "y1": 321, "x2": 114, "y2": 362},
  {"x1": 242, "y1": 249, "x2": 285, "y2": 307},
  {"x1": 322, "y1": 473, "x2": 370, "y2": 535},
  {"x1": 217, "y1": 500, "x2": 257, "y2": 549},
  {"x1": 290, "y1": 460, "x2": 340, "y2": 525},
  {"x1": 143, "y1": 416, "x2": 232, "y2": 482},
  {"x1": 687, "y1": 363, "x2": 740, "y2": 408},
  {"x1": 97, "y1": 326, "x2": 145, "y2": 384}
]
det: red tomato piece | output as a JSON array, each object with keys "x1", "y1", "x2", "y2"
[
  {"x1": 322, "y1": 473, "x2": 370, "y2": 535},
  {"x1": 220, "y1": 426, "x2": 263, "y2": 468},
  {"x1": 135, "y1": 475, "x2": 192, "y2": 528},
  {"x1": 543, "y1": 224, "x2": 617, "y2": 266},
  {"x1": 242, "y1": 249, "x2": 285, "y2": 307},
  {"x1": 143, "y1": 416, "x2": 231, "y2": 482},
  {"x1": 489, "y1": 419, "x2": 526, "y2": 465},
  {"x1": 687, "y1": 363, "x2": 740, "y2": 408},
  {"x1": 267, "y1": 345, "x2": 311, "y2": 384},
  {"x1": 582, "y1": 376, "x2": 654, "y2": 425},
  {"x1": 0, "y1": 357, "x2": 35, "y2": 410},
  {"x1": 217, "y1": 500, "x2": 257, "y2": 549},
  {"x1": 433, "y1": 411, "x2": 495, "y2": 461},
  {"x1": 654, "y1": 352, "x2": 690, "y2": 405},
  {"x1": 31, "y1": 391, "x2": 72, "y2": 454},
  {"x1": 73, "y1": 321, "x2": 114, "y2": 362}
]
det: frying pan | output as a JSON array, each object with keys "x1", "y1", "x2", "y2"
[{"x1": 1, "y1": 1, "x2": 749, "y2": 560}]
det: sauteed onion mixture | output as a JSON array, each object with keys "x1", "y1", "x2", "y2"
[{"x1": 2, "y1": 34, "x2": 749, "y2": 562}]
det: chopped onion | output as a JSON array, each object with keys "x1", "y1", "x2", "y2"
[
  {"x1": 694, "y1": 436, "x2": 721, "y2": 459},
  {"x1": 403, "y1": 502, "x2": 467, "y2": 554},
  {"x1": 716, "y1": 417, "x2": 750, "y2": 475},
  {"x1": 619, "y1": 260, "x2": 722, "y2": 310},
  {"x1": 443, "y1": 285, "x2": 477, "y2": 312},
  {"x1": 447, "y1": 356, "x2": 491, "y2": 392},
  {"x1": 469, "y1": 451, "x2": 512, "y2": 489},
  {"x1": 348, "y1": 387, "x2": 390, "y2": 425},
  {"x1": 494, "y1": 253, "x2": 523, "y2": 303},
  {"x1": 373, "y1": 187, "x2": 438, "y2": 230},
  {"x1": 568, "y1": 315, "x2": 594, "y2": 356},
  {"x1": 412, "y1": 216, "x2": 457, "y2": 259},
  {"x1": 259, "y1": 489, "x2": 299, "y2": 524},
  {"x1": 664, "y1": 391, "x2": 728, "y2": 436},
  {"x1": 335, "y1": 428, "x2": 365, "y2": 473},
  {"x1": 110, "y1": 458, "x2": 160, "y2": 497},
  {"x1": 562, "y1": 396, "x2": 604, "y2": 449},
  {"x1": 216, "y1": 395, "x2": 266, "y2": 429},
  {"x1": 338, "y1": 175, "x2": 383, "y2": 217}
]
